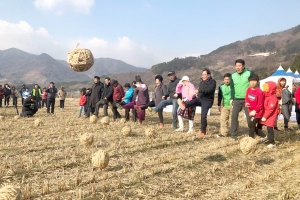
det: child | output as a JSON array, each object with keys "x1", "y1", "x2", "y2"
[
  {"x1": 258, "y1": 81, "x2": 278, "y2": 148},
  {"x1": 216, "y1": 73, "x2": 232, "y2": 137},
  {"x1": 41, "y1": 88, "x2": 48, "y2": 108},
  {"x1": 78, "y1": 90, "x2": 87, "y2": 118},
  {"x1": 245, "y1": 74, "x2": 264, "y2": 138},
  {"x1": 175, "y1": 76, "x2": 196, "y2": 134},
  {"x1": 275, "y1": 78, "x2": 293, "y2": 131}
]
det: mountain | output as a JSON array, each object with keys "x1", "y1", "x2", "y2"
[
  {"x1": 0, "y1": 48, "x2": 147, "y2": 86},
  {"x1": 105, "y1": 24, "x2": 300, "y2": 90},
  {"x1": 59, "y1": 58, "x2": 147, "y2": 78},
  {"x1": 150, "y1": 24, "x2": 300, "y2": 82}
]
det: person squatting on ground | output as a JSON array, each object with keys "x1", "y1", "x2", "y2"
[
  {"x1": 174, "y1": 76, "x2": 196, "y2": 134},
  {"x1": 111, "y1": 79, "x2": 125, "y2": 120},
  {"x1": 293, "y1": 80, "x2": 300, "y2": 129},
  {"x1": 137, "y1": 75, "x2": 167, "y2": 127},
  {"x1": 123, "y1": 76, "x2": 149, "y2": 123},
  {"x1": 32, "y1": 84, "x2": 42, "y2": 108},
  {"x1": 58, "y1": 86, "x2": 67, "y2": 110},
  {"x1": 3, "y1": 84, "x2": 11, "y2": 107},
  {"x1": 152, "y1": 71, "x2": 180, "y2": 129},
  {"x1": 275, "y1": 78, "x2": 294, "y2": 132},
  {"x1": 0, "y1": 85, "x2": 4, "y2": 107},
  {"x1": 19, "y1": 84, "x2": 26, "y2": 105},
  {"x1": 78, "y1": 89, "x2": 87, "y2": 118},
  {"x1": 20, "y1": 96, "x2": 38, "y2": 117},
  {"x1": 88, "y1": 76, "x2": 104, "y2": 115},
  {"x1": 258, "y1": 81, "x2": 278, "y2": 148},
  {"x1": 41, "y1": 87, "x2": 47, "y2": 108},
  {"x1": 230, "y1": 59, "x2": 253, "y2": 140},
  {"x1": 245, "y1": 74, "x2": 264, "y2": 138},
  {"x1": 217, "y1": 73, "x2": 232, "y2": 138},
  {"x1": 94, "y1": 77, "x2": 113, "y2": 117},
  {"x1": 178, "y1": 69, "x2": 216, "y2": 137},
  {"x1": 46, "y1": 82, "x2": 58, "y2": 114}
]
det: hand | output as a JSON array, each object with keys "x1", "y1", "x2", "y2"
[
  {"x1": 178, "y1": 80, "x2": 183, "y2": 85},
  {"x1": 245, "y1": 103, "x2": 250, "y2": 108},
  {"x1": 249, "y1": 110, "x2": 256, "y2": 117},
  {"x1": 261, "y1": 117, "x2": 266, "y2": 122},
  {"x1": 195, "y1": 90, "x2": 199, "y2": 94},
  {"x1": 104, "y1": 97, "x2": 107, "y2": 100},
  {"x1": 162, "y1": 96, "x2": 165, "y2": 100},
  {"x1": 218, "y1": 106, "x2": 222, "y2": 112},
  {"x1": 230, "y1": 100, "x2": 234, "y2": 106},
  {"x1": 174, "y1": 93, "x2": 178, "y2": 98}
]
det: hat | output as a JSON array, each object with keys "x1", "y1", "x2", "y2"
[
  {"x1": 124, "y1": 83, "x2": 130, "y2": 88},
  {"x1": 135, "y1": 75, "x2": 142, "y2": 82},
  {"x1": 167, "y1": 71, "x2": 175, "y2": 76},
  {"x1": 50, "y1": 82, "x2": 54, "y2": 85},
  {"x1": 155, "y1": 75, "x2": 163, "y2": 82},
  {"x1": 181, "y1": 76, "x2": 190, "y2": 81}
]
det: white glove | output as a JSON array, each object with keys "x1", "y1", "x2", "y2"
[{"x1": 178, "y1": 80, "x2": 183, "y2": 86}]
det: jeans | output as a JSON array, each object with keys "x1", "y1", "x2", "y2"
[
  {"x1": 47, "y1": 98, "x2": 55, "y2": 113},
  {"x1": 112, "y1": 101, "x2": 122, "y2": 120},
  {"x1": 154, "y1": 98, "x2": 178, "y2": 128},
  {"x1": 35, "y1": 97, "x2": 41, "y2": 108},
  {"x1": 185, "y1": 98, "x2": 213, "y2": 133},
  {"x1": 78, "y1": 106, "x2": 86, "y2": 117},
  {"x1": 230, "y1": 99, "x2": 250, "y2": 138},
  {"x1": 4, "y1": 96, "x2": 9, "y2": 106},
  {"x1": 42, "y1": 99, "x2": 47, "y2": 108}
]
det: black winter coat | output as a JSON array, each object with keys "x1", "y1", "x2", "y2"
[
  {"x1": 89, "y1": 82, "x2": 104, "y2": 107},
  {"x1": 198, "y1": 77, "x2": 216, "y2": 102},
  {"x1": 165, "y1": 77, "x2": 180, "y2": 98}
]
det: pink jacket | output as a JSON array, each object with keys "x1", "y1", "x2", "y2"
[{"x1": 176, "y1": 82, "x2": 196, "y2": 101}]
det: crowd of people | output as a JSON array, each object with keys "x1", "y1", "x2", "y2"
[
  {"x1": 1, "y1": 59, "x2": 300, "y2": 148},
  {"x1": 0, "y1": 82, "x2": 67, "y2": 117}
]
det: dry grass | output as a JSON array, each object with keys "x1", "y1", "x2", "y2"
[{"x1": 0, "y1": 98, "x2": 300, "y2": 199}]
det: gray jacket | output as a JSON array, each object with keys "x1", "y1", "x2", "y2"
[
  {"x1": 153, "y1": 83, "x2": 167, "y2": 106},
  {"x1": 281, "y1": 88, "x2": 293, "y2": 105}
]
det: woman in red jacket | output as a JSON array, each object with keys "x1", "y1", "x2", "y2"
[{"x1": 258, "y1": 81, "x2": 278, "y2": 148}]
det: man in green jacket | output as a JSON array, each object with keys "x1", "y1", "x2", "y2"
[
  {"x1": 230, "y1": 59, "x2": 253, "y2": 140},
  {"x1": 217, "y1": 73, "x2": 232, "y2": 137},
  {"x1": 32, "y1": 84, "x2": 42, "y2": 108}
]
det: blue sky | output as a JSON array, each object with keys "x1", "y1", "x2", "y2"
[{"x1": 0, "y1": 0, "x2": 300, "y2": 68}]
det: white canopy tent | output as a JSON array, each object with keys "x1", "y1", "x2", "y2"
[{"x1": 259, "y1": 65, "x2": 294, "y2": 92}]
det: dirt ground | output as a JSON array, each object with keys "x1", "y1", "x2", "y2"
[{"x1": 0, "y1": 98, "x2": 300, "y2": 200}]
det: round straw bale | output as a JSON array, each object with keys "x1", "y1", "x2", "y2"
[
  {"x1": 92, "y1": 150, "x2": 109, "y2": 170},
  {"x1": 121, "y1": 126, "x2": 131, "y2": 137},
  {"x1": 90, "y1": 115, "x2": 98, "y2": 124},
  {"x1": 67, "y1": 48, "x2": 94, "y2": 72},
  {"x1": 239, "y1": 137, "x2": 257, "y2": 155},
  {"x1": 145, "y1": 127, "x2": 156, "y2": 138},
  {"x1": 0, "y1": 116, "x2": 4, "y2": 121},
  {"x1": 34, "y1": 118, "x2": 43, "y2": 127},
  {"x1": 0, "y1": 185, "x2": 22, "y2": 200},
  {"x1": 80, "y1": 133, "x2": 94, "y2": 147},
  {"x1": 101, "y1": 116, "x2": 110, "y2": 125}
]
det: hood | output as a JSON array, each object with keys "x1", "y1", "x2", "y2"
[
  {"x1": 277, "y1": 77, "x2": 286, "y2": 89},
  {"x1": 263, "y1": 81, "x2": 277, "y2": 96}
]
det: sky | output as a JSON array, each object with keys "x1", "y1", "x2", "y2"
[{"x1": 0, "y1": 0, "x2": 300, "y2": 68}]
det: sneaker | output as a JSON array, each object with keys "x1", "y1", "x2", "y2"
[
  {"x1": 186, "y1": 129, "x2": 194, "y2": 134},
  {"x1": 260, "y1": 136, "x2": 268, "y2": 144},
  {"x1": 199, "y1": 132, "x2": 206, "y2": 137},
  {"x1": 216, "y1": 134, "x2": 225, "y2": 138},
  {"x1": 148, "y1": 107, "x2": 153, "y2": 112},
  {"x1": 177, "y1": 99, "x2": 186, "y2": 110},
  {"x1": 267, "y1": 143, "x2": 276, "y2": 148},
  {"x1": 175, "y1": 128, "x2": 183, "y2": 132}
]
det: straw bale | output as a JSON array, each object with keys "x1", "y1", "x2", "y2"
[
  {"x1": 145, "y1": 127, "x2": 156, "y2": 138},
  {"x1": 101, "y1": 116, "x2": 110, "y2": 125},
  {"x1": 67, "y1": 48, "x2": 94, "y2": 72},
  {"x1": 121, "y1": 126, "x2": 131, "y2": 137},
  {"x1": 80, "y1": 133, "x2": 94, "y2": 147},
  {"x1": 92, "y1": 150, "x2": 109, "y2": 170},
  {"x1": 90, "y1": 115, "x2": 98, "y2": 124},
  {"x1": 0, "y1": 185, "x2": 22, "y2": 200},
  {"x1": 239, "y1": 137, "x2": 257, "y2": 155}
]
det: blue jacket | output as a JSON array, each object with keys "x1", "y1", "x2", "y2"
[{"x1": 124, "y1": 87, "x2": 134, "y2": 103}]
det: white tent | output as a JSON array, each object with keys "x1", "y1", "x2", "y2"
[{"x1": 259, "y1": 65, "x2": 294, "y2": 92}]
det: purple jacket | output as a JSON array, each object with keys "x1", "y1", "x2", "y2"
[{"x1": 135, "y1": 84, "x2": 149, "y2": 105}]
